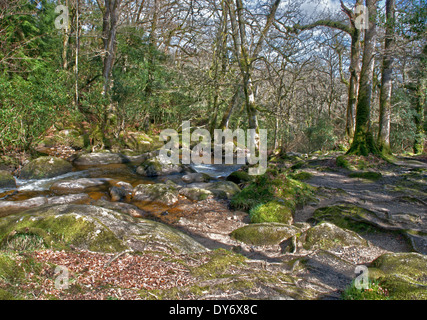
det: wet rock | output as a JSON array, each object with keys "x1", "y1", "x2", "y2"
[
  {"x1": 93, "y1": 200, "x2": 149, "y2": 218},
  {"x1": 0, "y1": 170, "x2": 16, "y2": 189},
  {"x1": 0, "y1": 197, "x2": 48, "y2": 217},
  {"x1": 230, "y1": 223, "x2": 300, "y2": 246},
  {"x1": 136, "y1": 156, "x2": 185, "y2": 177},
  {"x1": 181, "y1": 173, "x2": 212, "y2": 184},
  {"x1": 0, "y1": 204, "x2": 207, "y2": 254},
  {"x1": 19, "y1": 157, "x2": 73, "y2": 180},
  {"x1": 74, "y1": 152, "x2": 129, "y2": 166},
  {"x1": 132, "y1": 183, "x2": 179, "y2": 206},
  {"x1": 183, "y1": 181, "x2": 241, "y2": 200},
  {"x1": 301, "y1": 222, "x2": 369, "y2": 251},
  {"x1": 109, "y1": 186, "x2": 128, "y2": 202},
  {"x1": 47, "y1": 193, "x2": 90, "y2": 205},
  {"x1": 50, "y1": 178, "x2": 111, "y2": 195},
  {"x1": 179, "y1": 187, "x2": 214, "y2": 201},
  {"x1": 115, "y1": 181, "x2": 134, "y2": 193},
  {"x1": 207, "y1": 181, "x2": 241, "y2": 200}
]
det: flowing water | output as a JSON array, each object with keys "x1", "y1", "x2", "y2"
[{"x1": 0, "y1": 161, "x2": 243, "y2": 222}]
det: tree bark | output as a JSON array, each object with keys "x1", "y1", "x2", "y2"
[
  {"x1": 377, "y1": 0, "x2": 396, "y2": 154},
  {"x1": 348, "y1": 0, "x2": 379, "y2": 156},
  {"x1": 414, "y1": 45, "x2": 426, "y2": 154}
]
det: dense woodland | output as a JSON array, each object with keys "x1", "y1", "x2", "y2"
[{"x1": 0, "y1": 0, "x2": 426, "y2": 157}]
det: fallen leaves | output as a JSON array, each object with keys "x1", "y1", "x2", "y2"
[{"x1": 9, "y1": 249, "x2": 198, "y2": 300}]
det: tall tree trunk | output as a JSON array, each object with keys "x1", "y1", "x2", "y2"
[
  {"x1": 61, "y1": 0, "x2": 70, "y2": 70},
  {"x1": 348, "y1": 0, "x2": 379, "y2": 156},
  {"x1": 346, "y1": 26, "x2": 361, "y2": 140},
  {"x1": 414, "y1": 45, "x2": 426, "y2": 154},
  {"x1": 102, "y1": 0, "x2": 120, "y2": 95},
  {"x1": 377, "y1": 0, "x2": 396, "y2": 154}
]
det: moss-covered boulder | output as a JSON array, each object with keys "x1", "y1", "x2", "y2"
[
  {"x1": 230, "y1": 223, "x2": 300, "y2": 246},
  {"x1": 136, "y1": 156, "x2": 186, "y2": 177},
  {"x1": 230, "y1": 173, "x2": 315, "y2": 212},
  {"x1": 132, "y1": 183, "x2": 179, "y2": 205},
  {"x1": 179, "y1": 187, "x2": 213, "y2": 201},
  {"x1": 19, "y1": 157, "x2": 73, "y2": 180},
  {"x1": 122, "y1": 132, "x2": 153, "y2": 152},
  {"x1": 0, "y1": 170, "x2": 16, "y2": 189},
  {"x1": 249, "y1": 201, "x2": 294, "y2": 224},
  {"x1": 312, "y1": 205, "x2": 392, "y2": 233},
  {"x1": 369, "y1": 253, "x2": 427, "y2": 300},
  {"x1": 0, "y1": 204, "x2": 207, "y2": 254},
  {"x1": 207, "y1": 181, "x2": 241, "y2": 200},
  {"x1": 38, "y1": 129, "x2": 85, "y2": 149},
  {"x1": 226, "y1": 170, "x2": 253, "y2": 185},
  {"x1": 302, "y1": 222, "x2": 369, "y2": 250}
]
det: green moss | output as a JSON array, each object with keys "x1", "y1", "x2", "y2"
[
  {"x1": 0, "y1": 253, "x2": 24, "y2": 284},
  {"x1": 342, "y1": 279, "x2": 390, "y2": 300},
  {"x1": 249, "y1": 201, "x2": 294, "y2": 224},
  {"x1": 191, "y1": 249, "x2": 246, "y2": 280},
  {"x1": 378, "y1": 276, "x2": 427, "y2": 300},
  {"x1": 291, "y1": 171, "x2": 313, "y2": 181},
  {"x1": 0, "y1": 170, "x2": 15, "y2": 189},
  {"x1": 368, "y1": 253, "x2": 427, "y2": 300},
  {"x1": 0, "y1": 214, "x2": 127, "y2": 253},
  {"x1": 226, "y1": 171, "x2": 253, "y2": 184},
  {"x1": 19, "y1": 157, "x2": 73, "y2": 180},
  {"x1": 336, "y1": 155, "x2": 352, "y2": 170},
  {"x1": 230, "y1": 173, "x2": 315, "y2": 213},
  {"x1": 348, "y1": 171, "x2": 383, "y2": 181},
  {"x1": 312, "y1": 205, "x2": 379, "y2": 234},
  {"x1": 302, "y1": 222, "x2": 368, "y2": 250},
  {"x1": 231, "y1": 223, "x2": 299, "y2": 246}
]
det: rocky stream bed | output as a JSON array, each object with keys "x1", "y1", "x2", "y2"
[{"x1": 0, "y1": 150, "x2": 426, "y2": 300}]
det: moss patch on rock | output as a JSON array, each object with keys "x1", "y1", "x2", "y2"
[
  {"x1": 348, "y1": 171, "x2": 383, "y2": 181},
  {"x1": 226, "y1": 170, "x2": 253, "y2": 185},
  {"x1": 133, "y1": 183, "x2": 179, "y2": 205},
  {"x1": 230, "y1": 223, "x2": 300, "y2": 246},
  {"x1": 312, "y1": 205, "x2": 384, "y2": 234},
  {"x1": 19, "y1": 157, "x2": 73, "y2": 180},
  {"x1": 191, "y1": 249, "x2": 247, "y2": 279},
  {"x1": 302, "y1": 222, "x2": 369, "y2": 250},
  {"x1": 0, "y1": 204, "x2": 207, "y2": 255},
  {"x1": 369, "y1": 253, "x2": 427, "y2": 300},
  {"x1": 0, "y1": 170, "x2": 16, "y2": 189},
  {"x1": 230, "y1": 172, "x2": 316, "y2": 214},
  {"x1": 249, "y1": 201, "x2": 294, "y2": 224}
]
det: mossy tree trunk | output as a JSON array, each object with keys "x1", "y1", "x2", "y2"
[
  {"x1": 377, "y1": 0, "x2": 396, "y2": 155},
  {"x1": 348, "y1": 0, "x2": 379, "y2": 156},
  {"x1": 413, "y1": 45, "x2": 426, "y2": 154}
]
